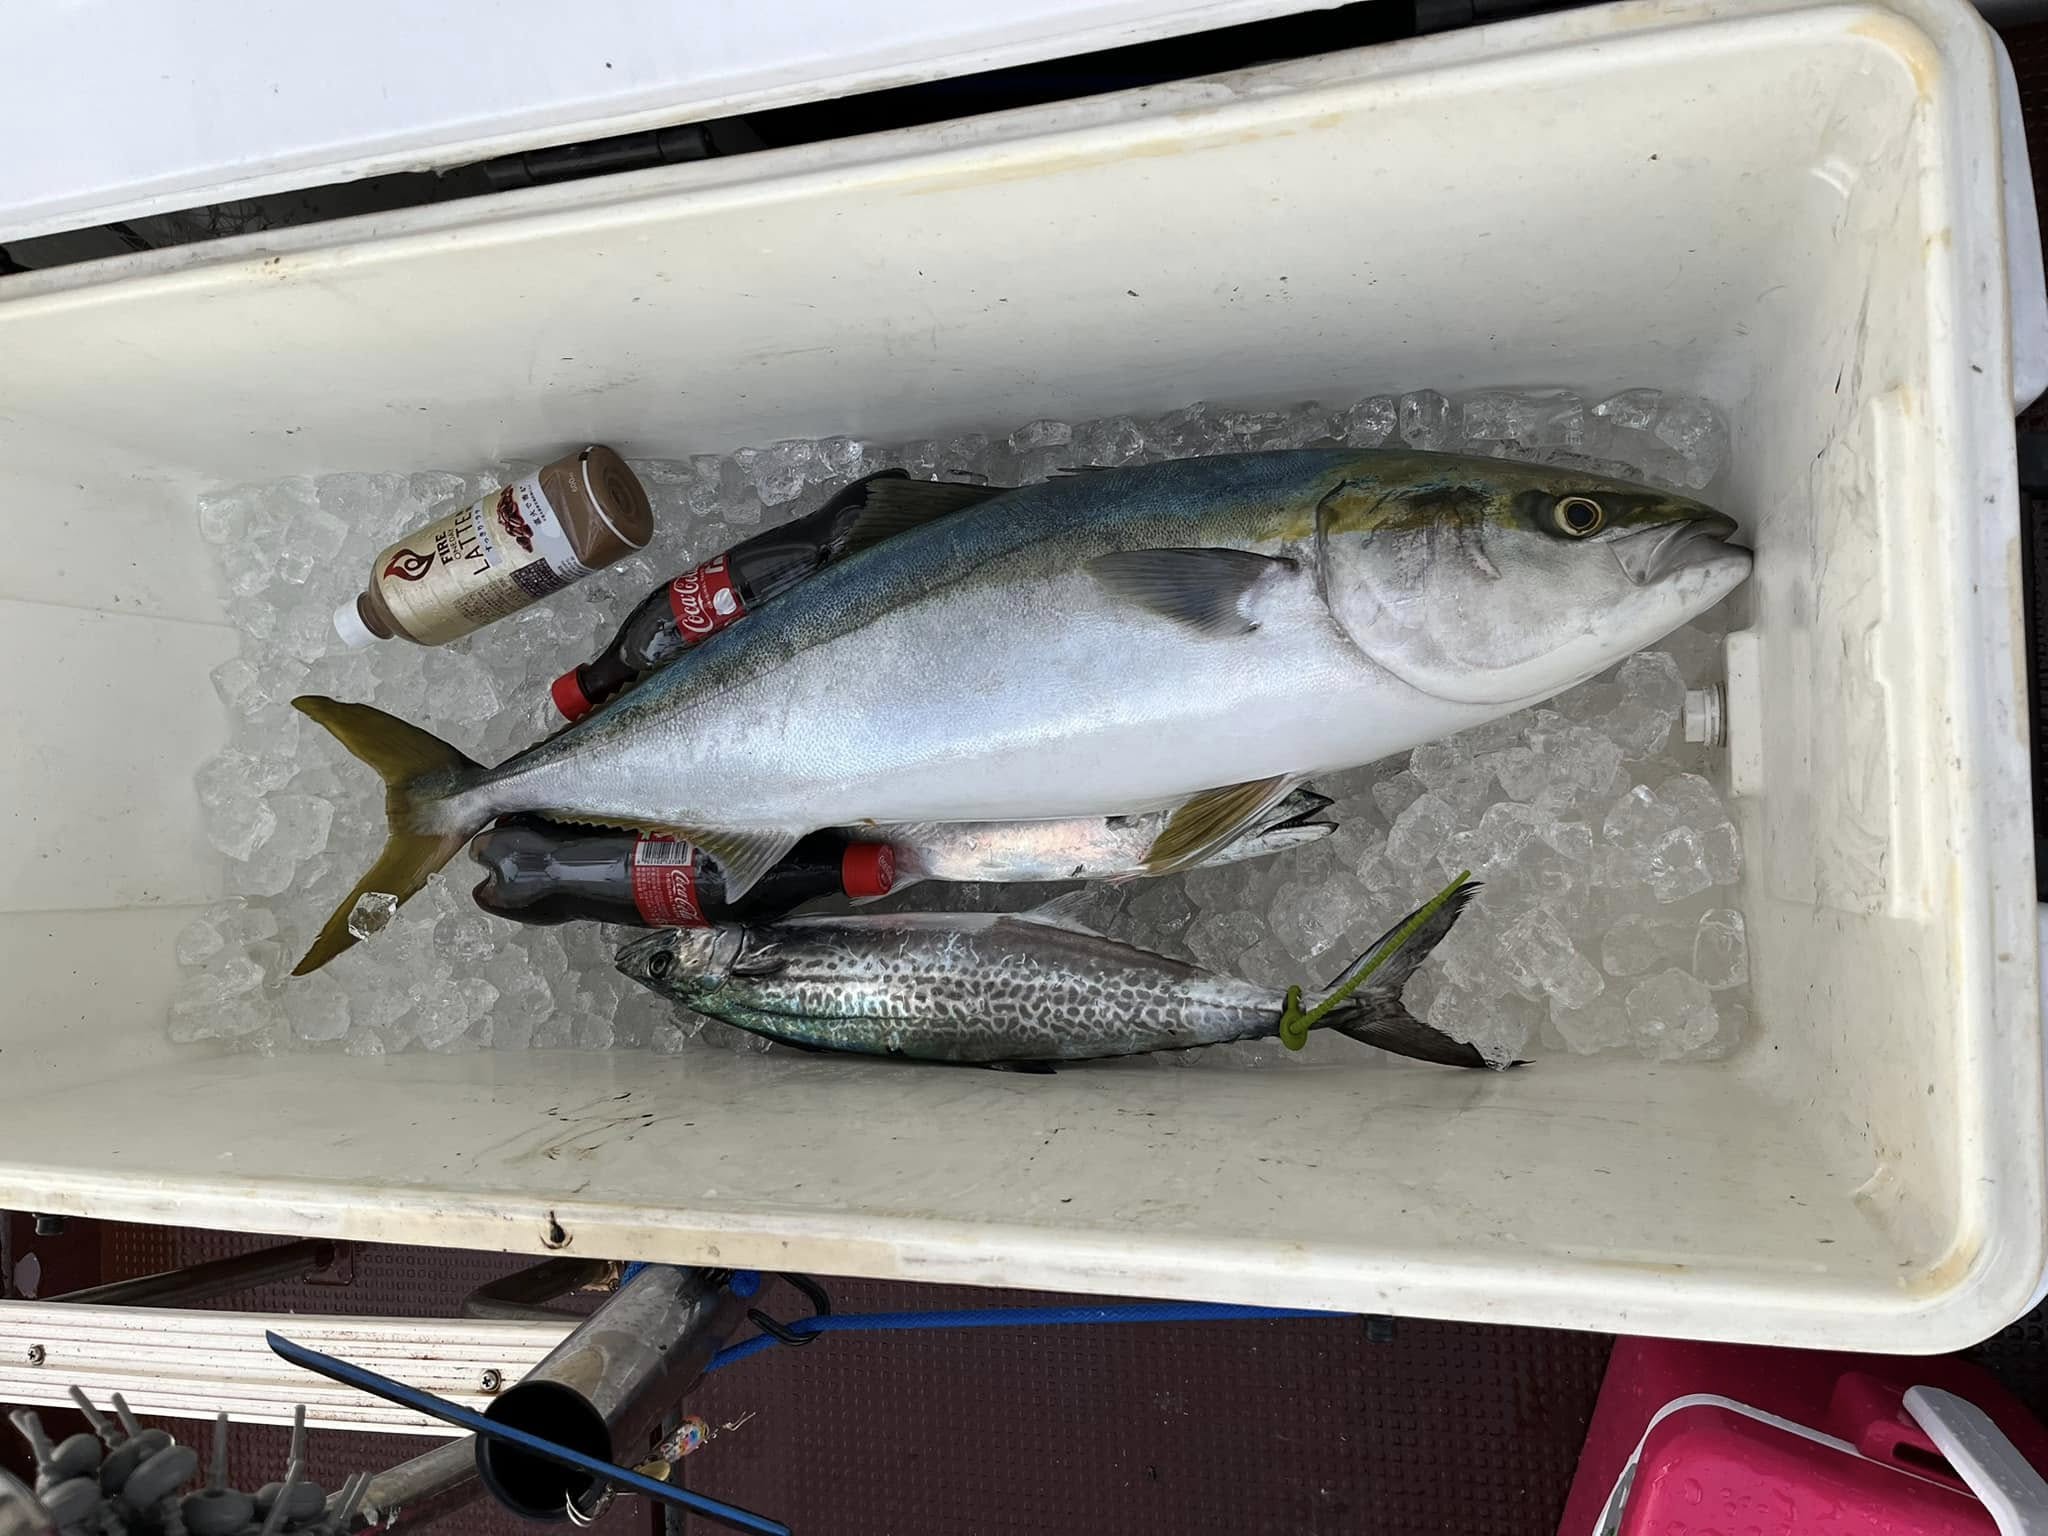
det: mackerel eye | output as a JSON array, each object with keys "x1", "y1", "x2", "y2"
[
  {"x1": 1551, "y1": 496, "x2": 1605, "y2": 537},
  {"x1": 647, "y1": 949, "x2": 675, "y2": 979}
]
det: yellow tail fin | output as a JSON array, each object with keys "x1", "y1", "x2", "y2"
[{"x1": 289, "y1": 696, "x2": 482, "y2": 976}]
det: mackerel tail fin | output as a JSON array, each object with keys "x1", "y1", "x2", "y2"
[
  {"x1": 288, "y1": 696, "x2": 485, "y2": 976},
  {"x1": 1318, "y1": 880, "x2": 1510, "y2": 1070}
]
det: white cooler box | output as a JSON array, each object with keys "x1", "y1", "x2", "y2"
[{"x1": 0, "y1": 0, "x2": 2041, "y2": 1350}]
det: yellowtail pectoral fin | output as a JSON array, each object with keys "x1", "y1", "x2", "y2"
[
  {"x1": 1086, "y1": 548, "x2": 1295, "y2": 637},
  {"x1": 1143, "y1": 774, "x2": 1299, "y2": 875}
]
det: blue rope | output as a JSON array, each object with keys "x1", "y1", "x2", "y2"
[
  {"x1": 620, "y1": 1263, "x2": 1340, "y2": 1371},
  {"x1": 705, "y1": 1299, "x2": 1340, "y2": 1372}
]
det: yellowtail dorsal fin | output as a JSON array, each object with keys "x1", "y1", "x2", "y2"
[
  {"x1": 838, "y1": 478, "x2": 1008, "y2": 556},
  {"x1": 1143, "y1": 774, "x2": 1299, "y2": 875}
]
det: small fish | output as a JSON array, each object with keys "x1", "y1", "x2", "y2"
[
  {"x1": 291, "y1": 450, "x2": 1747, "y2": 973},
  {"x1": 615, "y1": 879, "x2": 1495, "y2": 1068},
  {"x1": 853, "y1": 786, "x2": 1335, "y2": 887}
]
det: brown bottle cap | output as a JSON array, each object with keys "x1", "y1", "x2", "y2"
[{"x1": 545, "y1": 445, "x2": 654, "y2": 563}]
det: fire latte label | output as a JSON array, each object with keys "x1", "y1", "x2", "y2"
[
  {"x1": 668, "y1": 555, "x2": 746, "y2": 641},
  {"x1": 372, "y1": 473, "x2": 595, "y2": 644},
  {"x1": 630, "y1": 837, "x2": 706, "y2": 926}
]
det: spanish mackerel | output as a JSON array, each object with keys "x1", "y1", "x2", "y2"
[{"x1": 615, "y1": 880, "x2": 1492, "y2": 1067}]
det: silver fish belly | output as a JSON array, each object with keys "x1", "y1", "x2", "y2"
[{"x1": 854, "y1": 787, "x2": 1333, "y2": 885}]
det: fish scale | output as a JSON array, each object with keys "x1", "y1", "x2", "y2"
[
  {"x1": 615, "y1": 889, "x2": 1497, "y2": 1069},
  {"x1": 766, "y1": 921, "x2": 1256, "y2": 1053}
]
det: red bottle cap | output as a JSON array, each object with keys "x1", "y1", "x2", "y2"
[
  {"x1": 841, "y1": 842, "x2": 897, "y2": 899},
  {"x1": 549, "y1": 668, "x2": 593, "y2": 723}
]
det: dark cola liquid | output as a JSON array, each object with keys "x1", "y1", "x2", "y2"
[
  {"x1": 550, "y1": 470, "x2": 911, "y2": 721},
  {"x1": 469, "y1": 817, "x2": 896, "y2": 928}
]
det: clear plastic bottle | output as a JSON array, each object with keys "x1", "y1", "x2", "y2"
[{"x1": 336, "y1": 447, "x2": 653, "y2": 648}]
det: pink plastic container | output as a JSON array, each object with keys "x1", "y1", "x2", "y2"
[{"x1": 1558, "y1": 1339, "x2": 2048, "y2": 1535}]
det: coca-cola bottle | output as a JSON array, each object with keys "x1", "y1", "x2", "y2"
[
  {"x1": 549, "y1": 468, "x2": 999, "y2": 721},
  {"x1": 468, "y1": 816, "x2": 897, "y2": 927}
]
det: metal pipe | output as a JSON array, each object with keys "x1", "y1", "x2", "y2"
[
  {"x1": 348, "y1": 1439, "x2": 482, "y2": 1533},
  {"x1": 475, "y1": 1266, "x2": 742, "y2": 1522},
  {"x1": 55, "y1": 1241, "x2": 337, "y2": 1308},
  {"x1": 460, "y1": 1259, "x2": 615, "y2": 1322}
]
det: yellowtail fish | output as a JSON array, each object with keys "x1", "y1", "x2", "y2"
[{"x1": 290, "y1": 451, "x2": 1746, "y2": 973}]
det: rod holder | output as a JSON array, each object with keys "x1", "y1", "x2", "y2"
[{"x1": 474, "y1": 1265, "x2": 742, "y2": 1522}]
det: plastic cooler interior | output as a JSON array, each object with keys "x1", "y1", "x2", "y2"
[{"x1": 0, "y1": 0, "x2": 2040, "y2": 1348}]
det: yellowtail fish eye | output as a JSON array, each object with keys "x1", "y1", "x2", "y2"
[{"x1": 1551, "y1": 496, "x2": 1605, "y2": 537}]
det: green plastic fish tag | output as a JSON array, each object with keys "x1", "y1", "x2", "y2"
[{"x1": 1277, "y1": 870, "x2": 1474, "y2": 1050}]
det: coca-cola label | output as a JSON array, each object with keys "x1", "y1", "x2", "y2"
[
  {"x1": 630, "y1": 836, "x2": 706, "y2": 927},
  {"x1": 668, "y1": 555, "x2": 747, "y2": 641}
]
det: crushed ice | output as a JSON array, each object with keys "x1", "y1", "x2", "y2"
[{"x1": 176, "y1": 388, "x2": 1748, "y2": 1066}]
